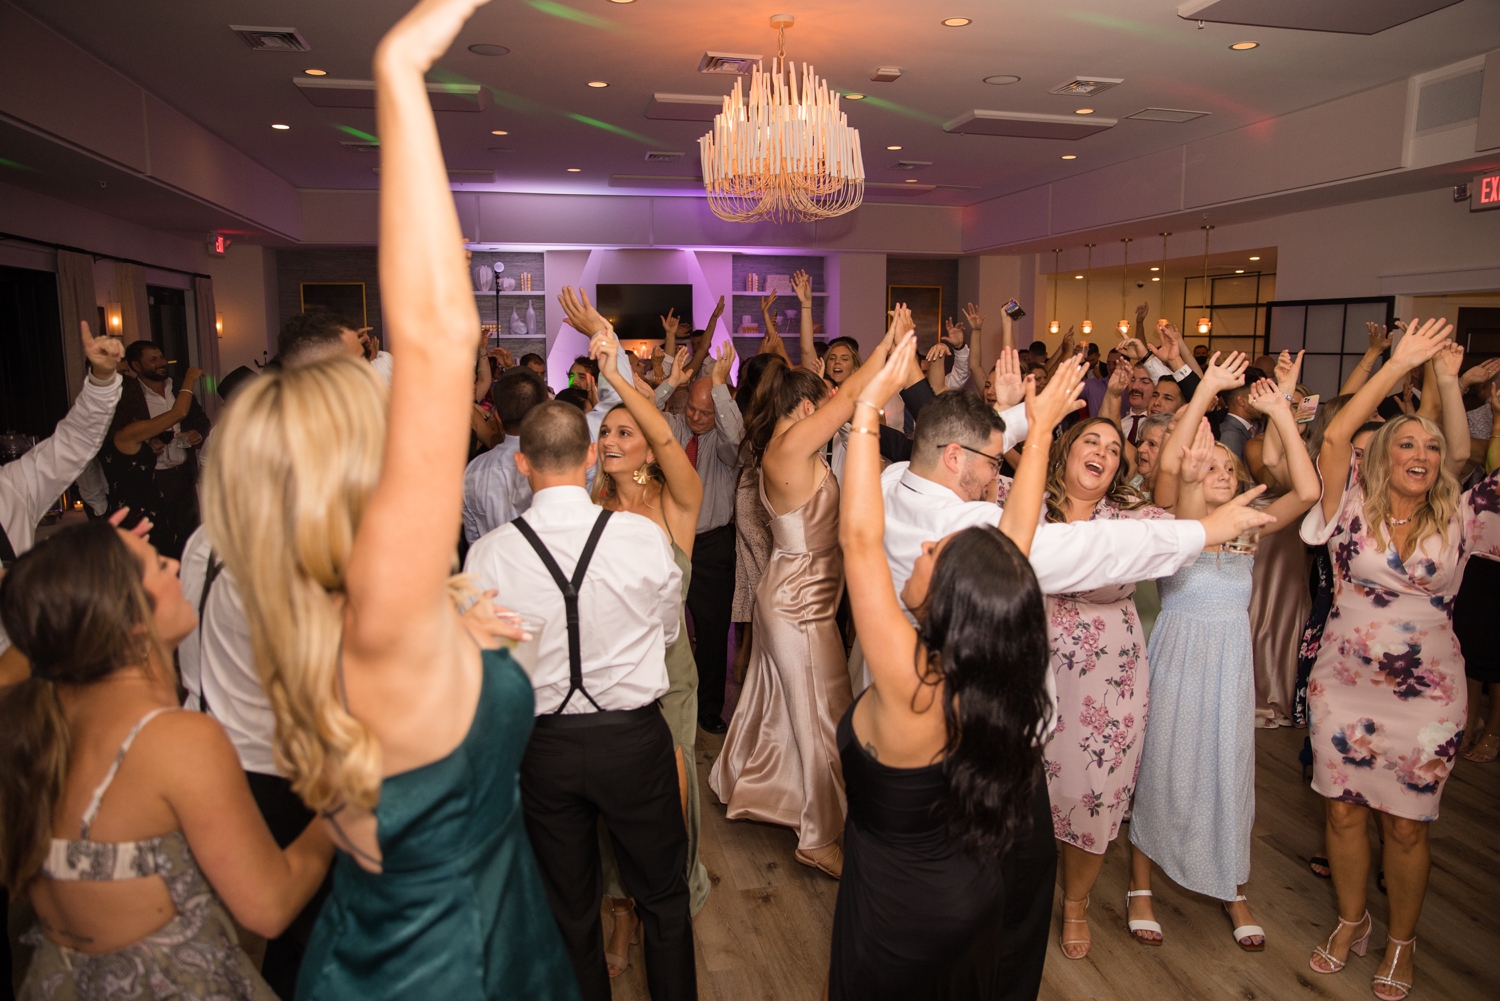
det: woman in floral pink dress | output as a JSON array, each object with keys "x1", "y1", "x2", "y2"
[
  {"x1": 1040, "y1": 417, "x2": 1169, "y2": 959},
  {"x1": 1302, "y1": 319, "x2": 1500, "y2": 1001}
]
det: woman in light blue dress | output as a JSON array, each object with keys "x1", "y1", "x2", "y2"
[{"x1": 1126, "y1": 369, "x2": 1320, "y2": 952}]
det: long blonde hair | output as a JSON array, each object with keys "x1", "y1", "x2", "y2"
[
  {"x1": 200, "y1": 358, "x2": 388, "y2": 813},
  {"x1": 1358, "y1": 414, "x2": 1459, "y2": 560}
]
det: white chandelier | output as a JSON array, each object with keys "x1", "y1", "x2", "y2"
[{"x1": 699, "y1": 14, "x2": 865, "y2": 224}]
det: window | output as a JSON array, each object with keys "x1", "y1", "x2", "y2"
[
  {"x1": 1265, "y1": 296, "x2": 1394, "y2": 399},
  {"x1": 1181, "y1": 271, "x2": 1276, "y2": 363},
  {"x1": 0, "y1": 265, "x2": 68, "y2": 439}
]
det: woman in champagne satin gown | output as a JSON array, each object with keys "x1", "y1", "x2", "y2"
[{"x1": 711, "y1": 316, "x2": 899, "y2": 877}]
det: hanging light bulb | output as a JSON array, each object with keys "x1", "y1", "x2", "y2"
[
  {"x1": 1117, "y1": 237, "x2": 1132, "y2": 335},
  {"x1": 1049, "y1": 248, "x2": 1062, "y2": 334},
  {"x1": 1197, "y1": 225, "x2": 1214, "y2": 335},
  {"x1": 1159, "y1": 231, "x2": 1171, "y2": 325},
  {"x1": 1081, "y1": 244, "x2": 1094, "y2": 336}
]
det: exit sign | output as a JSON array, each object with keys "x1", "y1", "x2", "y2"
[{"x1": 1474, "y1": 171, "x2": 1500, "y2": 212}]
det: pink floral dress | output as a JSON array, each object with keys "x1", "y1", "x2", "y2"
[
  {"x1": 1044, "y1": 497, "x2": 1170, "y2": 853},
  {"x1": 1301, "y1": 461, "x2": 1500, "y2": 820}
]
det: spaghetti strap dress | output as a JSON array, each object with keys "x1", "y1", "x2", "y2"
[{"x1": 296, "y1": 649, "x2": 579, "y2": 1000}]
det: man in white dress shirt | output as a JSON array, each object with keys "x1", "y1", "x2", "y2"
[
  {"x1": 0, "y1": 323, "x2": 124, "y2": 662},
  {"x1": 464, "y1": 400, "x2": 694, "y2": 1001}
]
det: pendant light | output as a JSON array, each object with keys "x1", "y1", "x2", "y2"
[
  {"x1": 1159, "y1": 231, "x2": 1171, "y2": 325},
  {"x1": 1197, "y1": 225, "x2": 1214, "y2": 335},
  {"x1": 1048, "y1": 248, "x2": 1062, "y2": 335},
  {"x1": 1117, "y1": 238, "x2": 1132, "y2": 336},
  {"x1": 1080, "y1": 244, "x2": 1094, "y2": 336}
]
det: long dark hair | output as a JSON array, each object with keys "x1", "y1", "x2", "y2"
[
  {"x1": 0, "y1": 522, "x2": 160, "y2": 890},
  {"x1": 742, "y1": 361, "x2": 828, "y2": 464},
  {"x1": 736, "y1": 353, "x2": 782, "y2": 417},
  {"x1": 914, "y1": 525, "x2": 1050, "y2": 861}
]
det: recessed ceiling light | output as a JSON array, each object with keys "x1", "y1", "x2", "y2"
[
  {"x1": 845, "y1": 93, "x2": 865, "y2": 100},
  {"x1": 1248, "y1": 255, "x2": 1261, "y2": 261},
  {"x1": 608, "y1": 0, "x2": 636, "y2": 3},
  {"x1": 887, "y1": 144, "x2": 903, "y2": 150},
  {"x1": 1150, "y1": 266, "x2": 1160, "y2": 271},
  {"x1": 1230, "y1": 41, "x2": 1259, "y2": 51},
  {"x1": 587, "y1": 81, "x2": 609, "y2": 88},
  {"x1": 491, "y1": 130, "x2": 509, "y2": 136},
  {"x1": 1074, "y1": 108, "x2": 1095, "y2": 115},
  {"x1": 942, "y1": 17, "x2": 972, "y2": 27},
  {"x1": 904, "y1": 178, "x2": 919, "y2": 183},
  {"x1": 1075, "y1": 275, "x2": 1084, "y2": 279},
  {"x1": 468, "y1": 44, "x2": 511, "y2": 56},
  {"x1": 983, "y1": 75, "x2": 1020, "y2": 86},
  {"x1": 303, "y1": 68, "x2": 327, "y2": 76},
  {"x1": 1151, "y1": 277, "x2": 1160, "y2": 282},
  {"x1": 1060, "y1": 154, "x2": 1077, "y2": 160},
  {"x1": 271, "y1": 123, "x2": 290, "y2": 130},
  {"x1": 1235, "y1": 269, "x2": 1245, "y2": 273},
  {"x1": 567, "y1": 167, "x2": 581, "y2": 172}
]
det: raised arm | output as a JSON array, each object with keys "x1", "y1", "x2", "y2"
[
  {"x1": 592, "y1": 325, "x2": 703, "y2": 531},
  {"x1": 1155, "y1": 351, "x2": 1248, "y2": 510},
  {"x1": 344, "y1": 0, "x2": 488, "y2": 656},
  {"x1": 688, "y1": 295, "x2": 726, "y2": 379},
  {"x1": 1246, "y1": 380, "x2": 1321, "y2": 530},
  {"x1": 114, "y1": 365, "x2": 204, "y2": 451},
  {"x1": 1045, "y1": 327, "x2": 1075, "y2": 377},
  {"x1": 999, "y1": 357, "x2": 1088, "y2": 555},
  {"x1": 839, "y1": 331, "x2": 922, "y2": 704},
  {"x1": 1098, "y1": 361, "x2": 1129, "y2": 429},
  {"x1": 1317, "y1": 318, "x2": 1452, "y2": 521},
  {"x1": 1432, "y1": 341, "x2": 1472, "y2": 479},
  {"x1": 793, "y1": 271, "x2": 818, "y2": 375},
  {"x1": 1340, "y1": 322, "x2": 1392, "y2": 396},
  {"x1": 777, "y1": 306, "x2": 903, "y2": 461},
  {"x1": 965, "y1": 302, "x2": 988, "y2": 384}
]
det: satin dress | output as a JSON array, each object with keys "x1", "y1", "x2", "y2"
[
  {"x1": 710, "y1": 461, "x2": 850, "y2": 851},
  {"x1": 1302, "y1": 462, "x2": 1500, "y2": 820},
  {"x1": 1248, "y1": 512, "x2": 1311, "y2": 723},
  {"x1": 296, "y1": 650, "x2": 578, "y2": 1000}
]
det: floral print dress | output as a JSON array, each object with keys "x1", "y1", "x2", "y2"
[
  {"x1": 1301, "y1": 461, "x2": 1500, "y2": 820},
  {"x1": 1044, "y1": 498, "x2": 1170, "y2": 853}
]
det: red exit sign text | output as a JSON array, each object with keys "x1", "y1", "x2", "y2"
[{"x1": 1474, "y1": 171, "x2": 1500, "y2": 212}]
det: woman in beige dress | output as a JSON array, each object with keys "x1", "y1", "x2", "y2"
[
  {"x1": 730, "y1": 354, "x2": 784, "y2": 683},
  {"x1": 710, "y1": 309, "x2": 901, "y2": 878}
]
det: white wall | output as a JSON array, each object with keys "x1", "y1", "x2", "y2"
[{"x1": 203, "y1": 243, "x2": 277, "y2": 374}]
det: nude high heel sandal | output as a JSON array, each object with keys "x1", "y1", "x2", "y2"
[
  {"x1": 606, "y1": 900, "x2": 638, "y2": 978},
  {"x1": 1125, "y1": 890, "x2": 1162, "y2": 946},
  {"x1": 1222, "y1": 895, "x2": 1265, "y2": 951},
  {"x1": 1060, "y1": 896, "x2": 1091, "y2": 959},
  {"x1": 1372, "y1": 936, "x2": 1415, "y2": 1000},
  {"x1": 1309, "y1": 910, "x2": 1372, "y2": 974}
]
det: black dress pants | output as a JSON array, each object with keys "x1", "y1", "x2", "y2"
[
  {"x1": 245, "y1": 771, "x2": 330, "y2": 1000},
  {"x1": 521, "y1": 706, "x2": 696, "y2": 1001},
  {"x1": 687, "y1": 523, "x2": 736, "y2": 717}
]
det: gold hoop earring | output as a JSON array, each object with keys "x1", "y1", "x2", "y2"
[{"x1": 632, "y1": 464, "x2": 653, "y2": 486}]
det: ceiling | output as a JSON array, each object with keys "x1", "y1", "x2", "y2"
[{"x1": 11, "y1": 0, "x2": 1500, "y2": 209}]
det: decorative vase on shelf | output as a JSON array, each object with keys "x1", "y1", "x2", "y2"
[
  {"x1": 472, "y1": 265, "x2": 493, "y2": 292},
  {"x1": 499, "y1": 276, "x2": 517, "y2": 292},
  {"x1": 509, "y1": 306, "x2": 526, "y2": 336},
  {"x1": 525, "y1": 301, "x2": 536, "y2": 339}
]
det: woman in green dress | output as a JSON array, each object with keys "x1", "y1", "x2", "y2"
[
  {"x1": 590, "y1": 321, "x2": 716, "y2": 975},
  {"x1": 200, "y1": 1, "x2": 578, "y2": 997}
]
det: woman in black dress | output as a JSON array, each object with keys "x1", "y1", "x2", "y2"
[{"x1": 830, "y1": 329, "x2": 1077, "y2": 1000}]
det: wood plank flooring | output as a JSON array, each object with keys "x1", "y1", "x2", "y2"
[{"x1": 610, "y1": 714, "x2": 1500, "y2": 1000}]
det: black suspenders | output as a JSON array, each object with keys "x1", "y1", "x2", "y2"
[
  {"x1": 512, "y1": 510, "x2": 613, "y2": 714},
  {"x1": 194, "y1": 551, "x2": 226, "y2": 716},
  {"x1": 0, "y1": 521, "x2": 16, "y2": 569}
]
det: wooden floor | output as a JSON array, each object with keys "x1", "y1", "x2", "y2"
[{"x1": 609, "y1": 715, "x2": 1500, "y2": 1000}]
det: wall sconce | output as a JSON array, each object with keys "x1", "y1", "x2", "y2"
[
  {"x1": 104, "y1": 301, "x2": 123, "y2": 335},
  {"x1": 215, "y1": 312, "x2": 224, "y2": 339}
]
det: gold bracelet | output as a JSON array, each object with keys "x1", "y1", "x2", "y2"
[
  {"x1": 854, "y1": 399, "x2": 882, "y2": 412},
  {"x1": 850, "y1": 425, "x2": 881, "y2": 437}
]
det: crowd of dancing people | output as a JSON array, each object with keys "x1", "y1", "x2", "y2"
[{"x1": 2, "y1": 3, "x2": 1499, "y2": 1001}]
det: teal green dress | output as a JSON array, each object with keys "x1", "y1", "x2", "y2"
[{"x1": 296, "y1": 649, "x2": 580, "y2": 1001}]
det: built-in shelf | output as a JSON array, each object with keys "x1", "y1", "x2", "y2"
[
  {"x1": 473, "y1": 289, "x2": 545, "y2": 296},
  {"x1": 732, "y1": 291, "x2": 829, "y2": 297}
]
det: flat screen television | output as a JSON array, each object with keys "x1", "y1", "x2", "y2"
[{"x1": 595, "y1": 283, "x2": 693, "y2": 340}]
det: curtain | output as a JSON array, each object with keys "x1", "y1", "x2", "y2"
[
  {"x1": 113, "y1": 261, "x2": 150, "y2": 345},
  {"x1": 55, "y1": 250, "x2": 96, "y2": 397},
  {"x1": 193, "y1": 276, "x2": 221, "y2": 421}
]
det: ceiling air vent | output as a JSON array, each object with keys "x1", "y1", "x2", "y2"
[
  {"x1": 646, "y1": 93, "x2": 726, "y2": 122},
  {"x1": 944, "y1": 110, "x2": 1117, "y2": 140},
  {"x1": 645, "y1": 151, "x2": 685, "y2": 162},
  {"x1": 891, "y1": 160, "x2": 932, "y2": 171},
  {"x1": 1049, "y1": 76, "x2": 1123, "y2": 97},
  {"x1": 698, "y1": 52, "x2": 762, "y2": 75},
  {"x1": 871, "y1": 67, "x2": 903, "y2": 83},
  {"x1": 230, "y1": 25, "x2": 310, "y2": 51},
  {"x1": 1126, "y1": 108, "x2": 1209, "y2": 123},
  {"x1": 1175, "y1": 0, "x2": 1461, "y2": 35},
  {"x1": 341, "y1": 140, "x2": 380, "y2": 154}
]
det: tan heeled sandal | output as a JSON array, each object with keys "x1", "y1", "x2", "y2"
[
  {"x1": 606, "y1": 900, "x2": 638, "y2": 978},
  {"x1": 1060, "y1": 895, "x2": 1092, "y2": 960},
  {"x1": 1372, "y1": 935, "x2": 1415, "y2": 1000},
  {"x1": 1310, "y1": 910, "x2": 1372, "y2": 974},
  {"x1": 794, "y1": 843, "x2": 843, "y2": 879}
]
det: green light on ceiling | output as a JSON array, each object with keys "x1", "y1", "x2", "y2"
[
  {"x1": 0, "y1": 155, "x2": 38, "y2": 171},
  {"x1": 335, "y1": 125, "x2": 380, "y2": 142},
  {"x1": 566, "y1": 113, "x2": 662, "y2": 146},
  {"x1": 525, "y1": 0, "x2": 619, "y2": 31},
  {"x1": 839, "y1": 93, "x2": 945, "y2": 127}
]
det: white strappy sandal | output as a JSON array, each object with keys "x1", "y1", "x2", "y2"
[
  {"x1": 1126, "y1": 889, "x2": 1162, "y2": 946},
  {"x1": 1223, "y1": 894, "x2": 1265, "y2": 952}
]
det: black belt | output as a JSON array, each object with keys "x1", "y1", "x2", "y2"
[
  {"x1": 695, "y1": 522, "x2": 734, "y2": 539},
  {"x1": 531, "y1": 703, "x2": 661, "y2": 729},
  {"x1": 512, "y1": 509, "x2": 613, "y2": 714}
]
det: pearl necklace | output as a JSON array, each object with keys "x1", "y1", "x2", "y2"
[{"x1": 1388, "y1": 514, "x2": 1414, "y2": 526}]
